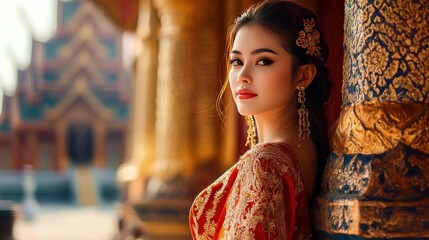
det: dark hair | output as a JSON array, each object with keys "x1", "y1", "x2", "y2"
[{"x1": 218, "y1": 0, "x2": 331, "y2": 197}]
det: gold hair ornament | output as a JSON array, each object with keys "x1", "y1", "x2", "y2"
[{"x1": 296, "y1": 18, "x2": 322, "y2": 60}]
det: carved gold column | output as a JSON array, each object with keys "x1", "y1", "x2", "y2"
[
  {"x1": 315, "y1": 0, "x2": 429, "y2": 239},
  {"x1": 193, "y1": 1, "x2": 223, "y2": 181},
  {"x1": 149, "y1": 0, "x2": 217, "y2": 186},
  {"x1": 150, "y1": 0, "x2": 196, "y2": 182}
]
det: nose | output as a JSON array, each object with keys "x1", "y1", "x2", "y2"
[{"x1": 237, "y1": 64, "x2": 252, "y2": 85}]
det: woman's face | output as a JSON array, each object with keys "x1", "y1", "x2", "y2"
[{"x1": 229, "y1": 24, "x2": 298, "y2": 117}]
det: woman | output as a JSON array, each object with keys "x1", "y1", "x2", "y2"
[{"x1": 190, "y1": 0, "x2": 331, "y2": 239}]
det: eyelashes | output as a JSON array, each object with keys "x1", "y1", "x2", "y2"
[
  {"x1": 229, "y1": 59, "x2": 243, "y2": 66},
  {"x1": 256, "y1": 59, "x2": 273, "y2": 66},
  {"x1": 229, "y1": 58, "x2": 273, "y2": 66}
]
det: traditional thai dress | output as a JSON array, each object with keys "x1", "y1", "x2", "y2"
[{"x1": 189, "y1": 142, "x2": 312, "y2": 240}]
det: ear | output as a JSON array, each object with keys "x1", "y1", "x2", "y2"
[{"x1": 295, "y1": 64, "x2": 316, "y2": 90}]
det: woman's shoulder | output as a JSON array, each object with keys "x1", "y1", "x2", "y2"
[
  {"x1": 247, "y1": 142, "x2": 300, "y2": 168},
  {"x1": 242, "y1": 142, "x2": 304, "y2": 193}
]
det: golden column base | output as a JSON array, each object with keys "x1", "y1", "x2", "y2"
[{"x1": 315, "y1": 143, "x2": 429, "y2": 238}]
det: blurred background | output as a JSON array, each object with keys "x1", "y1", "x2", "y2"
[{"x1": 0, "y1": 0, "x2": 343, "y2": 239}]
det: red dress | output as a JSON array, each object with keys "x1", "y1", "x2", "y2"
[{"x1": 189, "y1": 142, "x2": 312, "y2": 240}]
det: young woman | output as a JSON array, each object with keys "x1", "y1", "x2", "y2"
[{"x1": 190, "y1": 0, "x2": 331, "y2": 239}]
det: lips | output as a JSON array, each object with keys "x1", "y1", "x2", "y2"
[{"x1": 237, "y1": 89, "x2": 257, "y2": 99}]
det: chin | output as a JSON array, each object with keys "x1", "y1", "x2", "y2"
[{"x1": 236, "y1": 108, "x2": 256, "y2": 116}]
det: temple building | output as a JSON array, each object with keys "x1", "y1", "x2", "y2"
[{"x1": 0, "y1": 0, "x2": 130, "y2": 204}]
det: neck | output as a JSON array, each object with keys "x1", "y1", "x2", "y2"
[{"x1": 254, "y1": 105, "x2": 298, "y2": 145}]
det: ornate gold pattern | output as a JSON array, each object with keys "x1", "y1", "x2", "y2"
[
  {"x1": 190, "y1": 143, "x2": 310, "y2": 239},
  {"x1": 314, "y1": 197, "x2": 429, "y2": 238},
  {"x1": 322, "y1": 154, "x2": 371, "y2": 195},
  {"x1": 298, "y1": 87, "x2": 311, "y2": 145},
  {"x1": 323, "y1": 145, "x2": 429, "y2": 198},
  {"x1": 245, "y1": 115, "x2": 257, "y2": 148},
  {"x1": 333, "y1": 102, "x2": 429, "y2": 155},
  {"x1": 191, "y1": 166, "x2": 234, "y2": 239},
  {"x1": 224, "y1": 145, "x2": 292, "y2": 239},
  {"x1": 342, "y1": 0, "x2": 429, "y2": 105}
]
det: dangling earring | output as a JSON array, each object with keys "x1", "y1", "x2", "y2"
[
  {"x1": 245, "y1": 115, "x2": 257, "y2": 148},
  {"x1": 298, "y1": 87, "x2": 310, "y2": 147}
]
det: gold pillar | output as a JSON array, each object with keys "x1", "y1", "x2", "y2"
[
  {"x1": 122, "y1": 0, "x2": 160, "y2": 203},
  {"x1": 193, "y1": 2, "x2": 223, "y2": 169},
  {"x1": 151, "y1": 0, "x2": 205, "y2": 181},
  {"x1": 315, "y1": 0, "x2": 429, "y2": 239},
  {"x1": 131, "y1": 0, "x2": 159, "y2": 173}
]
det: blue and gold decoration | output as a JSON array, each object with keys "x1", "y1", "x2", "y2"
[{"x1": 315, "y1": 0, "x2": 429, "y2": 238}]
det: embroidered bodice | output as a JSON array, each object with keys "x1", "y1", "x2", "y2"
[{"x1": 189, "y1": 142, "x2": 312, "y2": 240}]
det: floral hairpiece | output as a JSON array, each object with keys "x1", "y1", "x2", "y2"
[{"x1": 296, "y1": 18, "x2": 322, "y2": 60}]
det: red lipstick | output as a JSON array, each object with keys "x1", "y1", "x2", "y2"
[{"x1": 237, "y1": 89, "x2": 257, "y2": 99}]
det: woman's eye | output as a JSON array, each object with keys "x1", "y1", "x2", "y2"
[
  {"x1": 256, "y1": 59, "x2": 273, "y2": 66},
  {"x1": 230, "y1": 59, "x2": 243, "y2": 66}
]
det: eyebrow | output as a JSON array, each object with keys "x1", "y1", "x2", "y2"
[{"x1": 231, "y1": 48, "x2": 278, "y2": 55}]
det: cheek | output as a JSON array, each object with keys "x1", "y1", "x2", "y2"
[
  {"x1": 228, "y1": 71, "x2": 238, "y2": 89},
  {"x1": 260, "y1": 74, "x2": 295, "y2": 103},
  {"x1": 262, "y1": 73, "x2": 290, "y2": 93},
  {"x1": 228, "y1": 70, "x2": 236, "y2": 82}
]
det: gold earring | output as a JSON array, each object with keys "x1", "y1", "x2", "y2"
[
  {"x1": 245, "y1": 115, "x2": 256, "y2": 148},
  {"x1": 298, "y1": 87, "x2": 310, "y2": 147}
]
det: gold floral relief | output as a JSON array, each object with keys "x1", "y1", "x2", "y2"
[
  {"x1": 315, "y1": 197, "x2": 429, "y2": 238},
  {"x1": 323, "y1": 145, "x2": 429, "y2": 199},
  {"x1": 343, "y1": 0, "x2": 429, "y2": 105},
  {"x1": 333, "y1": 102, "x2": 429, "y2": 155},
  {"x1": 322, "y1": 153, "x2": 371, "y2": 195}
]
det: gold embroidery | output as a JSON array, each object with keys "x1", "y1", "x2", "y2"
[
  {"x1": 190, "y1": 143, "x2": 308, "y2": 239},
  {"x1": 190, "y1": 163, "x2": 236, "y2": 239},
  {"x1": 222, "y1": 143, "x2": 303, "y2": 239}
]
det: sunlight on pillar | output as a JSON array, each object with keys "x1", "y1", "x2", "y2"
[{"x1": 121, "y1": 32, "x2": 138, "y2": 71}]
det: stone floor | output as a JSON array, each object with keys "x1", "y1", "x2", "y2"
[{"x1": 13, "y1": 203, "x2": 118, "y2": 240}]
